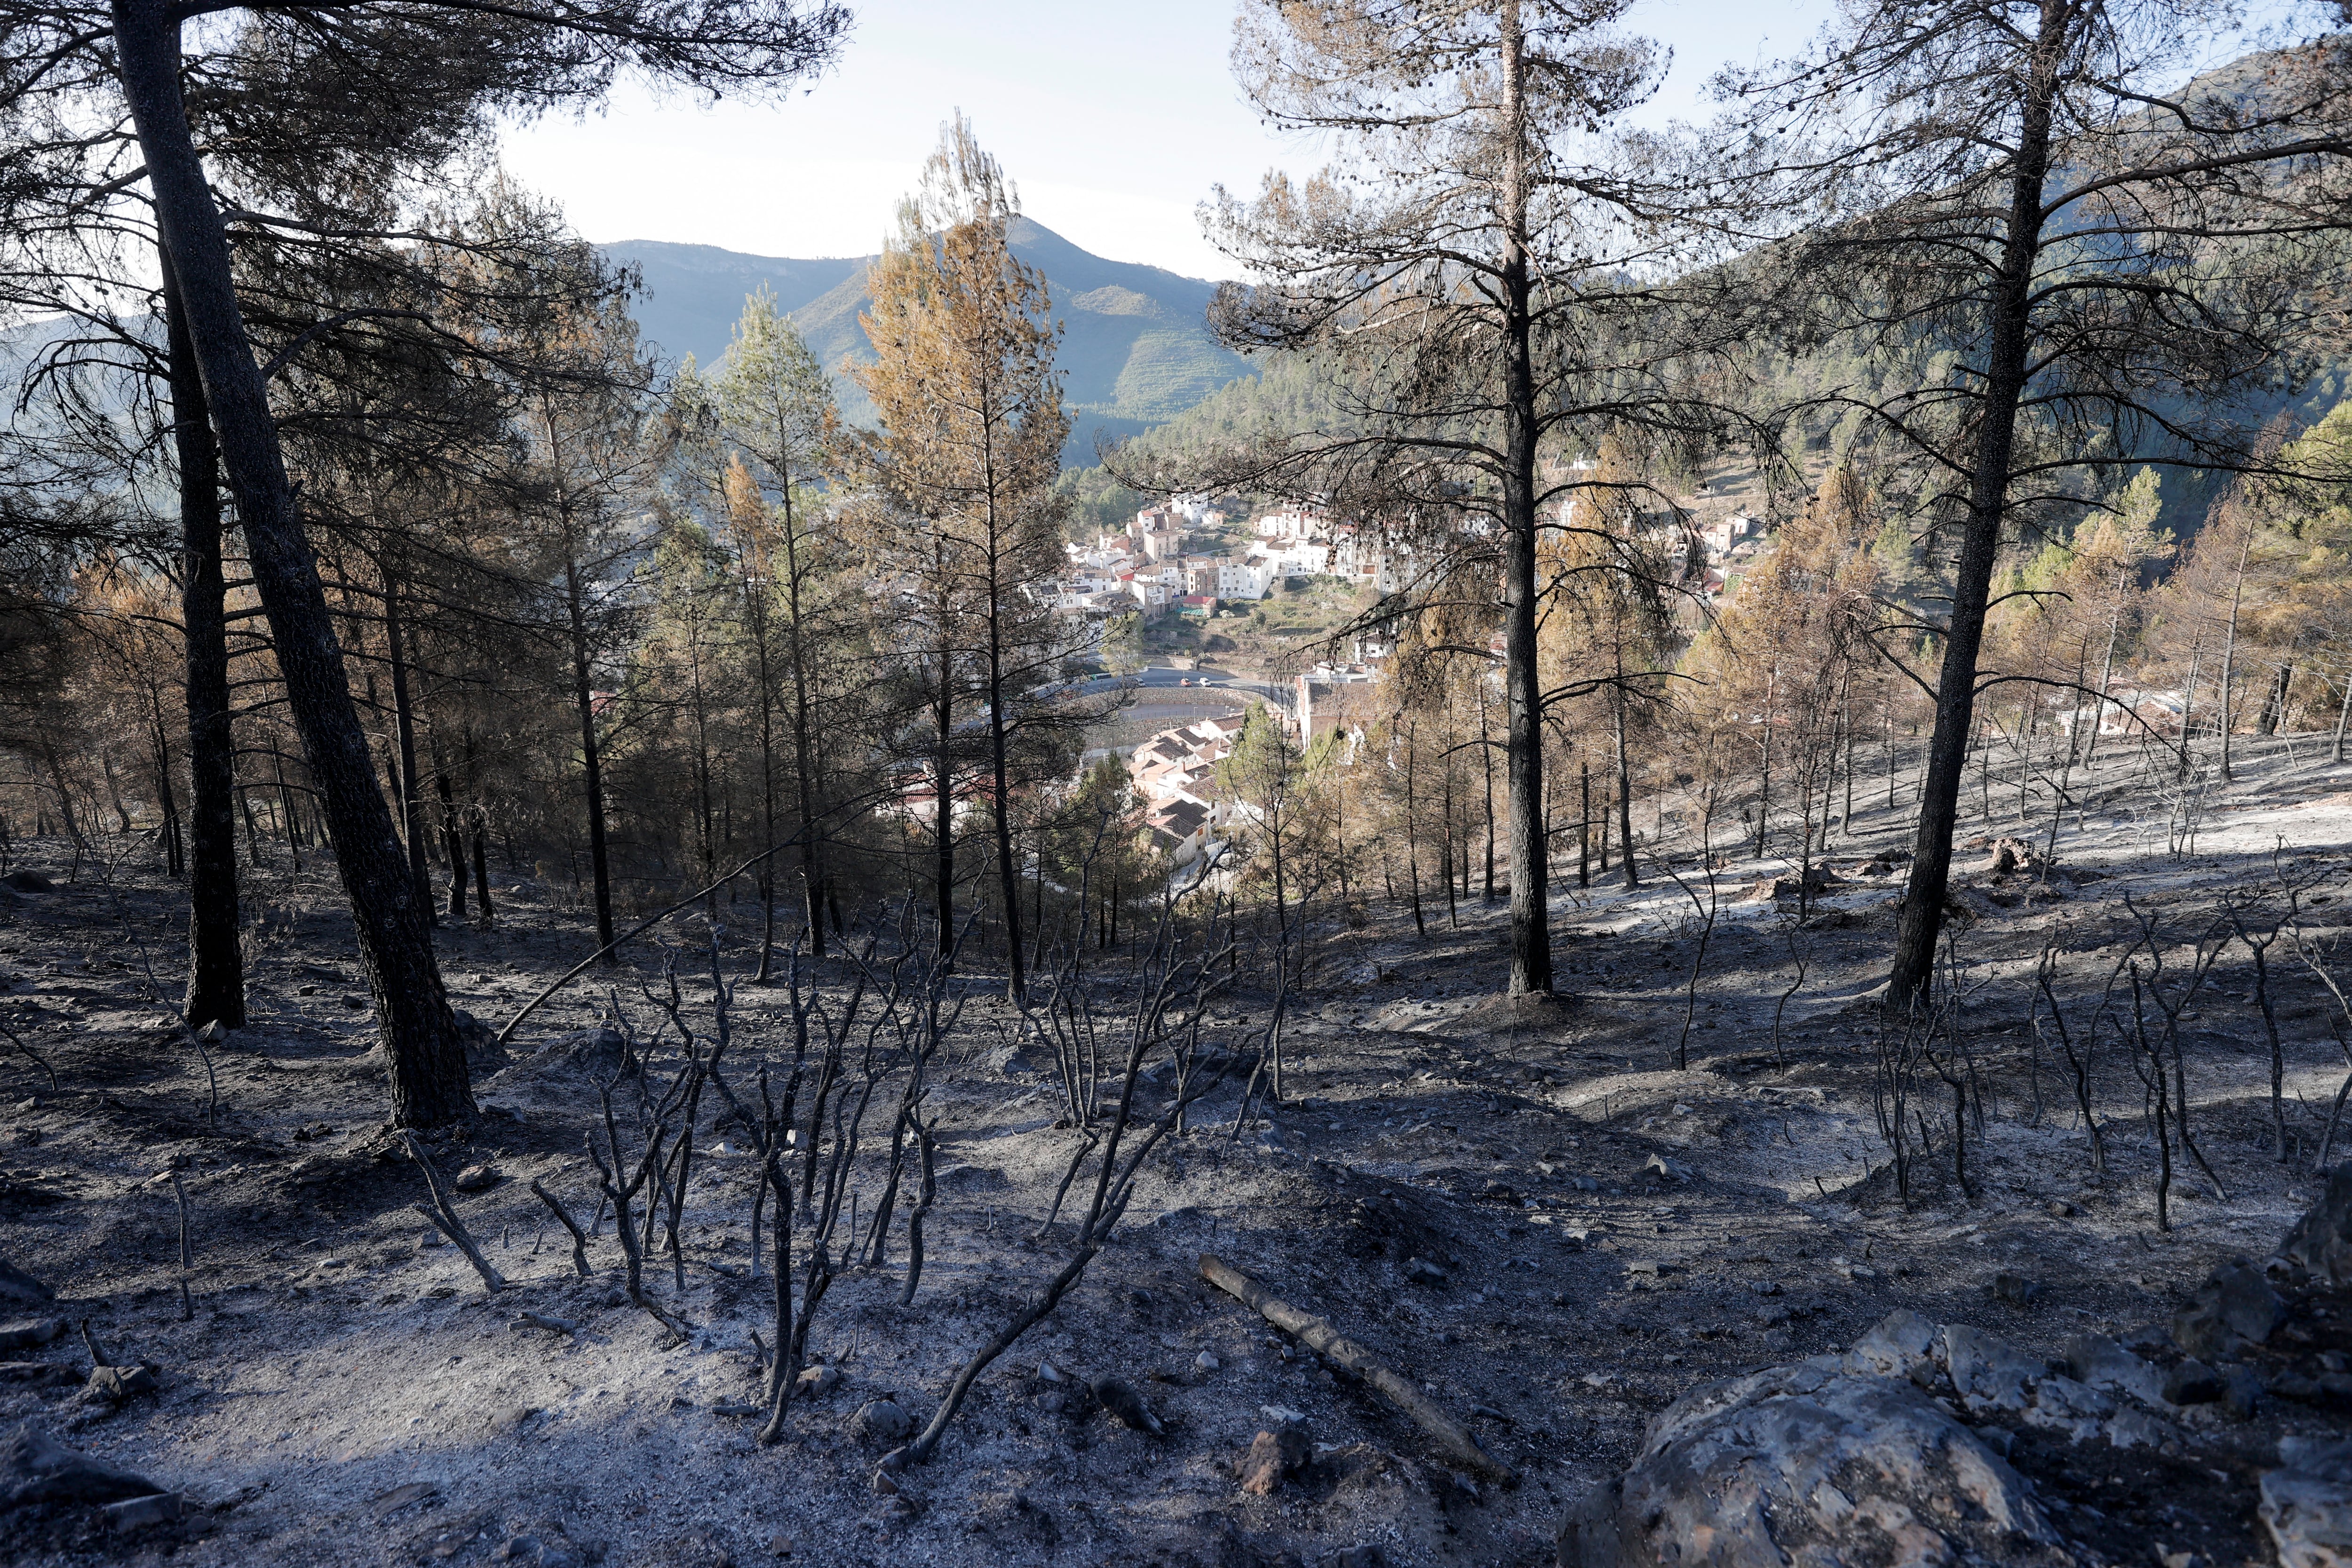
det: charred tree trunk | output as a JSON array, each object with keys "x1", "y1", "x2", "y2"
[
  {"x1": 1496, "y1": 0, "x2": 1552, "y2": 995},
  {"x1": 384, "y1": 580, "x2": 433, "y2": 922},
  {"x1": 118, "y1": 1, "x2": 468, "y2": 1122},
  {"x1": 463, "y1": 733, "x2": 495, "y2": 925},
  {"x1": 985, "y1": 592, "x2": 1026, "y2": 1003},
  {"x1": 562, "y1": 554, "x2": 616, "y2": 960},
  {"x1": 935, "y1": 660, "x2": 955, "y2": 960},
  {"x1": 1887, "y1": 1, "x2": 2065, "y2": 1008},
  {"x1": 148, "y1": 689, "x2": 183, "y2": 878},
  {"x1": 162, "y1": 243, "x2": 243, "y2": 1030},
  {"x1": 1613, "y1": 651, "x2": 1638, "y2": 891},
  {"x1": 433, "y1": 735, "x2": 469, "y2": 920},
  {"x1": 779, "y1": 483, "x2": 826, "y2": 963},
  {"x1": 1578, "y1": 759, "x2": 1591, "y2": 888}
]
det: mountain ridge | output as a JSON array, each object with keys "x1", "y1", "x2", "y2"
[{"x1": 603, "y1": 219, "x2": 1253, "y2": 462}]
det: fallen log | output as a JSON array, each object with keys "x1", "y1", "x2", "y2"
[{"x1": 1197, "y1": 1252, "x2": 1512, "y2": 1482}]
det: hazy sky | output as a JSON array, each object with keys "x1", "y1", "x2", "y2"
[{"x1": 497, "y1": 0, "x2": 1836, "y2": 278}]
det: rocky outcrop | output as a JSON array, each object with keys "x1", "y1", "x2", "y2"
[
  {"x1": 1556, "y1": 1305, "x2": 2210, "y2": 1568},
  {"x1": 1558, "y1": 1352, "x2": 2072, "y2": 1568},
  {"x1": 2262, "y1": 1435, "x2": 2352, "y2": 1568},
  {"x1": 0, "y1": 1258, "x2": 52, "y2": 1309},
  {"x1": 497, "y1": 1026, "x2": 635, "y2": 1083},
  {"x1": 2280, "y1": 1164, "x2": 2352, "y2": 1286},
  {"x1": 1984, "y1": 837, "x2": 2051, "y2": 879},
  {"x1": 2171, "y1": 1259, "x2": 2285, "y2": 1361},
  {"x1": 2, "y1": 1424, "x2": 162, "y2": 1508}
]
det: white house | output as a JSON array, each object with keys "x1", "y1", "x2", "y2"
[{"x1": 1254, "y1": 504, "x2": 1324, "y2": 542}]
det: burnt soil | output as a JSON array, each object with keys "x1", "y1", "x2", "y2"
[{"x1": 4, "y1": 735, "x2": 2352, "y2": 1567}]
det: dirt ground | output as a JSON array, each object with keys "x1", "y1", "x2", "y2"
[{"x1": 5, "y1": 732, "x2": 2352, "y2": 1568}]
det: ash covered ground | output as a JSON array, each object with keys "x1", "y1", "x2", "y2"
[{"x1": 6, "y1": 736, "x2": 2352, "y2": 1567}]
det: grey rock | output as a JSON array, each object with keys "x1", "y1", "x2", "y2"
[
  {"x1": 1644, "y1": 1153, "x2": 1692, "y2": 1182},
  {"x1": 1, "y1": 869, "x2": 56, "y2": 894},
  {"x1": 1943, "y1": 1325, "x2": 2045, "y2": 1415},
  {"x1": 511, "y1": 1027, "x2": 635, "y2": 1082},
  {"x1": 0, "y1": 1257, "x2": 53, "y2": 1308},
  {"x1": 2164, "y1": 1359, "x2": 2225, "y2": 1406},
  {"x1": 2105, "y1": 1407, "x2": 2177, "y2": 1450},
  {"x1": 1556, "y1": 1358, "x2": 2069, "y2": 1568},
  {"x1": 102, "y1": 1492, "x2": 184, "y2": 1530},
  {"x1": 451, "y1": 1011, "x2": 507, "y2": 1070},
  {"x1": 2224, "y1": 1363, "x2": 2265, "y2": 1421},
  {"x1": 1241, "y1": 1425, "x2": 1309, "y2": 1495},
  {"x1": 2, "y1": 1423, "x2": 163, "y2": 1507},
  {"x1": 1090, "y1": 1376, "x2": 1162, "y2": 1435},
  {"x1": 1994, "y1": 1272, "x2": 2046, "y2": 1306},
  {"x1": 2172, "y1": 1260, "x2": 2284, "y2": 1361},
  {"x1": 2020, "y1": 1373, "x2": 2114, "y2": 1442},
  {"x1": 851, "y1": 1399, "x2": 914, "y2": 1444},
  {"x1": 2282, "y1": 1164, "x2": 2352, "y2": 1286},
  {"x1": 987, "y1": 1044, "x2": 1042, "y2": 1078},
  {"x1": 2261, "y1": 1435, "x2": 2352, "y2": 1568},
  {"x1": 794, "y1": 1363, "x2": 841, "y2": 1397},
  {"x1": 2063, "y1": 1333, "x2": 2168, "y2": 1408},
  {"x1": 0, "y1": 1318, "x2": 64, "y2": 1355},
  {"x1": 1844, "y1": 1308, "x2": 1943, "y2": 1386},
  {"x1": 1403, "y1": 1257, "x2": 1448, "y2": 1286},
  {"x1": 1985, "y1": 837, "x2": 2050, "y2": 879},
  {"x1": 492, "y1": 1531, "x2": 583, "y2": 1567},
  {"x1": 85, "y1": 1364, "x2": 159, "y2": 1402}
]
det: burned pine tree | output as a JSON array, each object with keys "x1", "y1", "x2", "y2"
[
  {"x1": 1701, "y1": 2, "x2": 2352, "y2": 1005},
  {"x1": 1120, "y1": 0, "x2": 1762, "y2": 999},
  {"x1": 0, "y1": 0, "x2": 848, "y2": 1123}
]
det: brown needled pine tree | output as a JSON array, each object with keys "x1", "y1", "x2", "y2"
[{"x1": 850, "y1": 116, "x2": 1074, "y2": 1002}]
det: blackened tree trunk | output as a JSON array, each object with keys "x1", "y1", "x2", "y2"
[
  {"x1": 383, "y1": 580, "x2": 434, "y2": 921},
  {"x1": 984, "y1": 563, "x2": 1027, "y2": 1003},
  {"x1": 1613, "y1": 643, "x2": 1638, "y2": 891},
  {"x1": 115, "y1": 0, "x2": 469, "y2": 1123},
  {"x1": 433, "y1": 737, "x2": 469, "y2": 918},
  {"x1": 745, "y1": 571, "x2": 780, "y2": 978},
  {"x1": 471, "y1": 818, "x2": 494, "y2": 924},
  {"x1": 1496, "y1": 1, "x2": 1551, "y2": 995},
  {"x1": 1578, "y1": 760, "x2": 1591, "y2": 888},
  {"x1": 162, "y1": 244, "x2": 244, "y2": 1031},
  {"x1": 934, "y1": 662, "x2": 955, "y2": 958},
  {"x1": 463, "y1": 732, "x2": 495, "y2": 925},
  {"x1": 147, "y1": 689, "x2": 183, "y2": 878},
  {"x1": 779, "y1": 484, "x2": 826, "y2": 963},
  {"x1": 1887, "y1": 7, "x2": 2064, "y2": 1007},
  {"x1": 2258, "y1": 662, "x2": 2292, "y2": 736},
  {"x1": 562, "y1": 553, "x2": 616, "y2": 959},
  {"x1": 272, "y1": 751, "x2": 302, "y2": 871}
]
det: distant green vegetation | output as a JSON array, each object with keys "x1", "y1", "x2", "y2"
[{"x1": 606, "y1": 219, "x2": 1254, "y2": 467}]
